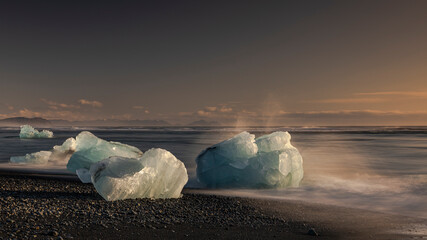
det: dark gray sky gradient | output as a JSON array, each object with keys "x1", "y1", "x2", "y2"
[{"x1": 1, "y1": 0, "x2": 427, "y2": 124}]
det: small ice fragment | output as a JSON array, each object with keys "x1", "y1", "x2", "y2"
[
  {"x1": 66, "y1": 131, "x2": 143, "y2": 174},
  {"x1": 90, "y1": 148, "x2": 188, "y2": 201},
  {"x1": 196, "y1": 131, "x2": 304, "y2": 188},
  {"x1": 10, "y1": 151, "x2": 52, "y2": 164},
  {"x1": 10, "y1": 137, "x2": 76, "y2": 165},
  {"x1": 19, "y1": 125, "x2": 53, "y2": 139}
]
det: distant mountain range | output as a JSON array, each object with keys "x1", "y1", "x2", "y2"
[
  {"x1": 0, "y1": 117, "x2": 222, "y2": 127},
  {"x1": 0, "y1": 117, "x2": 170, "y2": 127},
  {"x1": 187, "y1": 120, "x2": 221, "y2": 126},
  {"x1": 0, "y1": 117, "x2": 52, "y2": 127},
  {"x1": 68, "y1": 119, "x2": 171, "y2": 127}
]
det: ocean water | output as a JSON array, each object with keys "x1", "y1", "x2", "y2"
[{"x1": 0, "y1": 126, "x2": 426, "y2": 218}]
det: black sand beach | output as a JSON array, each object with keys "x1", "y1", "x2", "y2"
[{"x1": 0, "y1": 173, "x2": 425, "y2": 240}]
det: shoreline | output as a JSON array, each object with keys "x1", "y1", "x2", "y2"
[{"x1": 0, "y1": 173, "x2": 426, "y2": 239}]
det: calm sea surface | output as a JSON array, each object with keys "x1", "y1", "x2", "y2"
[{"x1": 1, "y1": 126, "x2": 426, "y2": 218}]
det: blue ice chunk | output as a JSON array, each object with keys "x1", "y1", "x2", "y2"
[
  {"x1": 196, "y1": 131, "x2": 303, "y2": 188},
  {"x1": 19, "y1": 125, "x2": 53, "y2": 139},
  {"x1": 90, "y1": 148, "x2": 188, "y2": 201}
]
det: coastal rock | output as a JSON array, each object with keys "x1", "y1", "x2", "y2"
[
  {"x1": 66, "y1": 131, "x2": 143, "y2": 174},
  {"x1": 19, "y1": 125, "x2": 54, "y2": 138},
  {"x1": 196, "y1": 131, "x2": 303, "y2": 188},
  {"x1": 90, "y1": 148, "x2": 188, "y2": 201}
]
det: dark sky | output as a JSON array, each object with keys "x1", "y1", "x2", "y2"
[{"x1": 1, "y1": 0, "x2": 427, "y2": 125}]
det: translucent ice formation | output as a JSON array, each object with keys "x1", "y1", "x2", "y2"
[
  {"x1": 196, "y1": 131, "x2": 303, "y2": 188},
  {"x1": 19, "y1": 125, "x2": 54, "y2": 139},
  {"x1": 90, "y1": 148, "x2": 188, "y2": 201},
  {"x1": 255, "y1": 131, "x2": 291, "y2": 152},
  {"x1": 76, "y1": 168, "x2": 92, "y2": 183},
  {"x1": 10, "y1": 151, "x2": 52, "y2": 164},
  {"x1": 66, "y1": 131, "x2": 143, "y2": 175},
  {"x1": 10, "y1": 137, "x2": 76, "y2": 165}
]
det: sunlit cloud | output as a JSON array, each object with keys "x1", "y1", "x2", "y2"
[
  {"x1": 313, "y1": 91, "x2": 427, "y2": 104},
  {"x1": 268, "y1": 109, "x2": 427, "y2": 126},
  {"x1": 132, "y1": 105, "x2": 145, "y2": 110},
  {"x1": 132, "y1": 106, "x2": 149, "y2": 114},
  {"x1": 178, "y1": 112, "x2": 193, "y2": 116},
  {"x1": 205, "y1": 106, "x2": 217, "y2": 111},
  {"x1": 315, "y1": 98, "x2": 386, "y2": 104},
  {"x1": 18, "y1": 108, "x2": 42, "y2": 118},
  {"x1": 219, "y1": 106, "x2": 233, "y2": 112},
  {"x1": 41, "y1": 98, "x2": 80, "y2": 110},
  {"x1": 279, "y1": 109, "x2": 427, "y2": 116},
  {"x1": 183, "y1": 104, "x2": 234, "y2": 118},
  {"x1": 110, "y1": 114, "x2": 133, "y2": 120},
  {"x1": 355, "y1": 91, "x2": 427, "y2": 97},
  {"x1": 1, "y1": 108, "x2": 87, "y2": 121},
  {"x1": 239, "y1": 109, "x2": 258, "y2": 117},
  {"x1": 3, "y1": 95, "x2": 427, "y2": 125},
  {"x1": 78, "y1": 99, "x2": 103, "y2": 107},
  {"x1": 42, "y1": 98, "x2": 105, "y2": 110},
  {"x1": 2, "y1": 106, "x2": 427, "y2": 126},
  {"x1": 197, "y1": 110, "x2": 211, "y2": 117},
  {"x1": 193, "y1": 104, "x2": 235, "y2": 118}
]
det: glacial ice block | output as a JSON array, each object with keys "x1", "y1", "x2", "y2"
[
  {"x1": 19, "y1": 125, "x2": 54, "y2": 139},
  {"x1": 196, "y1": 131, "x2": 303, "y2": 188},
  {"x1": 66, "y1": 131, "x2": 143, "y2": 174},
  {"x1": 90, "y1": 148, "x2": 188, "y2": 201},
  {"x1": 10, "y1": 137, "x2": 76, "y2": 165}
]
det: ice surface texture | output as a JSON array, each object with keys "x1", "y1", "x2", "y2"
[
  {"x1": 76, "y1": 168, "x2": 92, "y2": 183},
  {"x1": 10, "y1": 138, "x2": 76, "y2": 165},
  {"x1": 19, "y1": 125, "x2": 53, "y2": 139},
  {"x1": 66, "y1": 131, "x2": 143, "y2": 174},
  {"x1": 90, "y1": 148, "x2": 188, "y2": 201},
  {"x1": 196, "y1": 131, "x2": 303, "y2": 188}
]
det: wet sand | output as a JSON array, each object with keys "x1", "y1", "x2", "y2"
[{"x1": 0, "y1": 173, "x2": 425, "y2": 239}]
